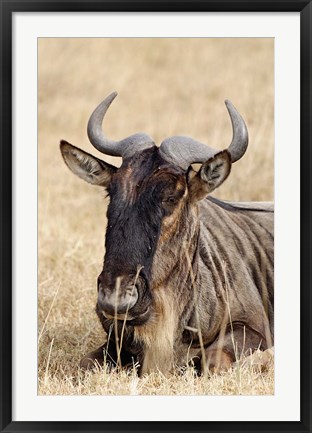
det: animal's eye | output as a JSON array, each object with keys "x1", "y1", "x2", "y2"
[{"x1": 162, "y1": 196, "x2": 178, "y2": 206}]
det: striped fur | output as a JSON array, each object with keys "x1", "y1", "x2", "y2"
[{"x1": 148, "y1": 195, "x2": 274, "y2": 372}]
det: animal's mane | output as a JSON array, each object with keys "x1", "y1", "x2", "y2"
[{"x1": 207, "y1": 196, "x2": 274, "y2": 213}]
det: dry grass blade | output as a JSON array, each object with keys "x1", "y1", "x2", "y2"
[
  {"x1": 113, "y1": 277, "x2": 122, "y2": 369},
  {"x1": 44, "y1": 338, "x2": 54, "y2": 386},
  {"x1": 117, "y1": 265, "x2": 143, "y2": 366},
  {"x1": 184, "y1": 244, "x2": 207, "y2": 377},
  {"x1": 38, "y1": 282, "x2": 61, "y2": 342}
]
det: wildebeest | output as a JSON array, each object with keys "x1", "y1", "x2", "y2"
[{"x1": 60, "y1": 92, "x2": 274, "y2": 375}]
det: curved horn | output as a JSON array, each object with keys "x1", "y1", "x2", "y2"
[
  {"x1": 87, "y1": 92, "x2": 155, "y2": 158},
  {"x1": 159, "y1": 100, "x2": 248, "y2": 170},
  {"x1": 225, "y1": 100, "x2": 248, "y2": 163}
]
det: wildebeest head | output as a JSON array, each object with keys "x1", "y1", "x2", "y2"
[{"x1": 60, "y1": 92, "x2": 248, "y2": 326}]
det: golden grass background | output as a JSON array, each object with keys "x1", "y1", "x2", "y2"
[{"x1": 38, "y1": 38, "x2": 274, "y2": 395}]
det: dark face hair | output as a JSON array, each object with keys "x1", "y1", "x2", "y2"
[{"x1": 97, "y1": 147, "x2": 187, "y2": 323}]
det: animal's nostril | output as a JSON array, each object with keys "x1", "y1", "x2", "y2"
[
  {"x1": 97, "y1": 290, "x2": 107, "y2": 310},
  {"x1": 125, "y1": 283, "x2": 139, "y2": 295},
  {"x1": 97, "y1": 277, "x2": 101, "y2": 293}
]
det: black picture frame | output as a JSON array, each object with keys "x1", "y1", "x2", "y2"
[{"x1": 1, "y1": 1, "x2": 311, "y2": 432}]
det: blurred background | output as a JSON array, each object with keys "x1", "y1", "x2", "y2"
[{"x1": 38, "y1": 38, "x2": 274, "y2": 393}]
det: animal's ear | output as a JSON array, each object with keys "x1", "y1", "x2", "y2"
[
  {"x1": 60, "y1": 140, "x2": 117, "y2": 187},
  {"x1": 188, "y1": 151, "x2": 231, "y2": 202}
]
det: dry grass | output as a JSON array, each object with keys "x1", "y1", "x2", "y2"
[
  {"x1": 40, "y1": 359, "x2": 274, "y2": 396},
  {"x1": 38, "y1": 38, "x2": 274, "y2": 395}
]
